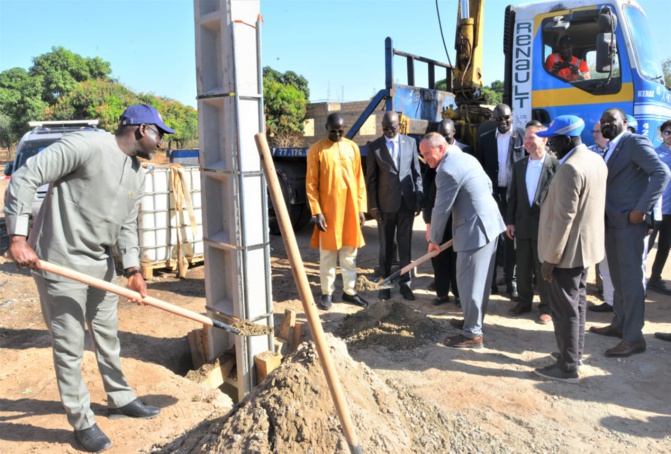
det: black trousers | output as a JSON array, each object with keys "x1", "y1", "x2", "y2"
[
  {"x1": 650, "y1": 214, "x2": 671, "y2": 280},
  {"x1": 516, "y1": 238, "x2": 549, "y2": 313},
  {"x1": 432, "y1": 215, "x2": 459, "y2": 298},
  {"x1": 380, "y1": 199, "x2": 414, "y2": 285},
  {"x1": 493, "y1": 187, "x2": 516, "y2": 289},
  {"x1": 548, "y1": 266, "x2": 587, "y2": 374}
]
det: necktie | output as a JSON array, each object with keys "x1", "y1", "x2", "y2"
[{"x1": 390, "y1": 141, "x2": 398, "y2": 169}]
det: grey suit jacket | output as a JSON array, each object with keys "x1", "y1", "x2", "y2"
[
  {"x1": 605, "y1": 132, "x2": 671, "y2": 228},
  {"x1": 430, "y1": 146, "x2": 506, "y2": 252},
  {"x1": 538, "y1": 145, "x2": 607, "y2": 268},
  {"x1": 506, "y1": 152, "x2": 559, "y2": 241},
  {"x1": 366, "y1": 134, "x2": 423, "y2": 213}
]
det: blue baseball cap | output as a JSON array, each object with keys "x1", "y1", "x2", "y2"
[
  {"x1": 536, "y1": 115, "x2": 585, "y2": 138},
  {"x1": 626, "y1": 115, "x2": 638, "y2": 133},
  {"x1": 119, "y1": 104, "x2": 175, "y2": 134}
]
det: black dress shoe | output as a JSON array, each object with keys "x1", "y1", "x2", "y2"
[
  {"x1": 588, "y1": 302, "x2": 613, "y2": 312},
  {"x1": 432, "y1": 296, "x2": 450, "y2": 306},
  {"x1": 604, "y1": 339, "x2": 646, "y2": 357},
  {"x1": 655, "y1": 332, "x2": 671, "y2": 341},
  {"x1": 108, "y1": 398, "x2": 160, "y2": 420},
  {"x1": 647, "y1": 278, "x2": 671, "y2": 296},
  {"x1": 508, "y1": 303, "x2": 532, "y2": 316},
  {"x1": 318, "y1": 294, "x2": 333, "y2": 310},
  {"x1": 74, "y1": 424, "x2": 112, "y2": 453},
  {"x1": 399, "y1": 285, "x2": 415, "y2": 301},
  {"x1": 343, "y1": 293, "x2": 369, "y2": 308},
  {"x1": 378, "y1": 289, "x2": 391, "y2": 300}
]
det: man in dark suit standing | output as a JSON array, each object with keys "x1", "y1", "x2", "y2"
[
  {"x1": 535, "y1": 115, "x2": 607, "y2": 384},
  {"x1": 590, "y1": 108, "x2": 670, "y2": 357},
  {"x1": 506, "y1": 122, "x2": 559, "y2": 323},
  {"x1": 367, "y1": 111, "x2": 423, "y2": 300},
  {"x1": 420, "y1": 132, "x2": 506, "y2": 349},
  {"x1": 476, "y1": 104, "x2": 525, "y2": 300},
  {"x1": 423, "y1": 119, "x2": 472, "y2": 305}
]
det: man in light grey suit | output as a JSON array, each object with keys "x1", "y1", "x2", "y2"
[
  {"x1": 590, "y1": 108, "x2": 671, "y2": 357},
  {"x1": 367, "y1": 111, "x2": 423, "y2": 301},
  {"x1": 420, "y1": 132, "x2": 506, "y2": 349}
]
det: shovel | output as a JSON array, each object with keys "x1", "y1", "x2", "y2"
[
  {"x1": 21, "y1": 258, "x2": 271, "y2": 336},
  {"x1": 377, "y1": 239, "x2": 454, "y2": 289}
]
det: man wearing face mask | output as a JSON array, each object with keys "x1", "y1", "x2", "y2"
[
  {"x1": 590, "y1": 108, "x2": 670, "y2": 358},
  {"x1": 476, "y1": 103, "x2": 525, "y2": 301},
  {"x1": 306, "y1": 113, "x2": 369, "y2": 310},
  {"x1": 366, "y1": 111, "x2": 423, "y2": 301},
  {"x1": 4, "y1": 104, "x2": 172, "y2": 452}
]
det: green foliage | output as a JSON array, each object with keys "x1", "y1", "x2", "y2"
[
  {"x1": 30, "y1": 46, "x2": 112, "y2": 104},
  {"x1": 0, "y1": 47, "x2": 197, "y2": 150},
  {"x1": 263, "y1": 67, "x2": 308, "y2": 146}
]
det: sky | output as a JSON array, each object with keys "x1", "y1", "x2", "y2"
[{"x1": 0, "y1": 0, "x2": 669, "y2": 109}]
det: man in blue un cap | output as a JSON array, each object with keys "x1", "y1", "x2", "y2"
[
  {"x1": 534, "y1": 115, "x2": 608, "y2": 383},
  {"x1": 5, "y1": 103, "x2": 174, "y2": 452}
]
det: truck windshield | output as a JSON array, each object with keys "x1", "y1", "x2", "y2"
[{"x1": 623, "y1": 5, "x2": 664, "y2": 82}]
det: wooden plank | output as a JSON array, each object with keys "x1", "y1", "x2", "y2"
[
  {"x1": 278, "y1": 309, "x2": 296, "y2": 340},
  {"x1": 292, "y1": 321, "x2": 306, "y2": 352},
  {"x1": 254, "y1": 351, "x2": 282, "y2": 383},
  {"x1": 274, "y1": 337, "x2": 289, "y2": 356},
  {"x1": 187, "y1": 329, "x2": 206, "y2": 369},
  {"x1": 201, "y1": 357, "x2": 236, "y2": 389}
]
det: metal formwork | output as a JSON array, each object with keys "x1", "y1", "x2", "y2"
[{"x1": 193, "y1": 0, "x2": 273, "y2": 401}]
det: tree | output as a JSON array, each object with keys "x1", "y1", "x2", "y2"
[
  {"x1": 0, "y1": 67, "x2": 47, "y2": 143},
  {"x1": 481, "y1": 80, "x2": 503, "y2": 106},
  {"x1": 263, "y1": 67, "x2": 309, "y2": 146},
  {"x1": 29, "y1": 46, "x2": 112, "y2": 104}
]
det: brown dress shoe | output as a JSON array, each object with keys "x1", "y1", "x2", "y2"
[
  {"x1": 449, "y1": 318, "x2": 465, "y2": 329},
  {"x1": 604, "y1": 339, "x2": 646, "y2": 357},
  {"x1": 444, "y1": 334, "x2": 483, "y2": 349},
  {"x1": 589, "y1": 325, "x2": 623, "y2": 338}
]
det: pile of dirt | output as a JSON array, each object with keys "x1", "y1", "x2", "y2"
[
  {"x1": 335, "y1": 300, "x2": 447, "y2": 350},
  {"x1": 153, "y1": 335, "x2": 454, "y2": 453},
  {"x1": 354, "y1": 275, "x2": 382, "y2": 292}
]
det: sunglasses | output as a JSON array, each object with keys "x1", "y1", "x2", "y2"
[
  {"x1": 382, "y1": 126, "x2": 397, "y2": 132},
  {"x1": 329, "y1": 129, "x2": 344, "y2": 135},
  {"x1": 663, "y1": 130, "x2": 671, "y2": 137},
  {"x1": 495, "y1": 115, "x2": 511, "y2": 122}
]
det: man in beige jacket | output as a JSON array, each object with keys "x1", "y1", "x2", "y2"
[{"x1": 535, "y1": 116, "x2": 608, "y2": 384}]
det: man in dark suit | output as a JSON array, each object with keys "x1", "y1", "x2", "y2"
[
  {"x1": 367, "y1": 111, "x2": 423, "y2": 300},
  {"x1": 420, "y1": 132, "x2": 506, "y2": 349},
  {"x1": 590, "y1": 108, "x2": 670, "y2": 357},
  {"x1": 423, "y1": 119, "x2": 471, "y2": 306},
  {"x1": 476, "y1": 104, "x2": 525, "y2": 300},
  {"x1": 535, "y1": 115, "x2": 607, "y2": 384},
  {"x1": 506, "y1": 122, "x2": 559, "y2": 323}
]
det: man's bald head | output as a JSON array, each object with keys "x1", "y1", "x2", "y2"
[
  {"x1": 438, "y1": 119, "x2": 456, "y2": 144},
  {"x1": 326, "y1": 113, "x2": 346, "y2": 142},
  {"x1": 382, "y1": 111, "x2": 400, "y2": 139}
]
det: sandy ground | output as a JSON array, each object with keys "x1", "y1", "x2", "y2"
[{"x1": 2, "y1": 171, "x2": 671, "y2": 452}]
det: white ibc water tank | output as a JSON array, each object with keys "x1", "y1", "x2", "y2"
[{"x1": 138, "y1": 166, "x2": 203, "y2": 264}]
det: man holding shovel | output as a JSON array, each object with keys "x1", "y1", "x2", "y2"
[
  {"x1": 5, "y1": 104, "x2": 173, "y2": 452},
  {"x1": 420, "y1": 132, "x2": 505, "y2": 349}
]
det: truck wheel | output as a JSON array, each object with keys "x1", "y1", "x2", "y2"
[{"x1": 268, "y1": 173, "x2": 306, "y2": 235}]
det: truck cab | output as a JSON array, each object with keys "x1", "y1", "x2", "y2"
[{"x1": 508, "y1": 0, "x2": 671, "y2": 146}]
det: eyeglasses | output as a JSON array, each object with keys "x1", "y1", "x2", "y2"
[
  {"x1": 663, "y1": 130, "x2": 671, "y2": 137},
  {"x1": 145, "y1": 124, "x2": 164, "y2": 143},
  {"x1": 329, "y1": 129, "x2": 344, "y2": 135},
  {"x1": 592, "y1": 130, "x2": 601, "y2": 135}
]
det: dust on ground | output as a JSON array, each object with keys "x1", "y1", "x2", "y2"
[{"x1": 336, "y1": 299, "x2": 448, "y2": 351}]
